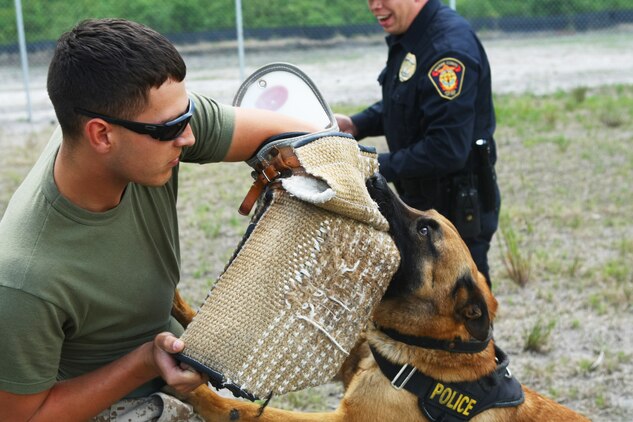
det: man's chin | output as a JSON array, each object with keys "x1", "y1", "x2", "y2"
[{"x1": 139, "y1": 171, "x2": 173, "y2": 187}]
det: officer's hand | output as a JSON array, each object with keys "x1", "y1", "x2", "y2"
[
  {"x1": 150, "y1": 332, "x2": 209, "y2": 394},
  {"x1": 335, "y1": 114, "x2": 358, "y2": 137}
]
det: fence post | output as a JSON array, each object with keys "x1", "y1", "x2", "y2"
[
  {"x1": 235, "y1": 0, "x2": 245, "y2": 82},
  {"x1": 449, "y1": 0, "x2": 456, "y2": 10},
  {"x1": 14, "y1": 0, "x2": 33, "y2": 122}
]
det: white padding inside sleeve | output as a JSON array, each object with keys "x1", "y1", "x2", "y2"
[{"x1": 281, "y1": 175, "x2": 334, "y2": 204}]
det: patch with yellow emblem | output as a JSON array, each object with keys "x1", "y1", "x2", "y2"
[{"x1": 428, "y1": 58, "x2": 465, "y2": 100}]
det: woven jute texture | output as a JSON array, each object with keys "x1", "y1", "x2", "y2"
[
  {"x1": 179, "y1": 135, "x2": 400, "y2": 398},
  {"x1": 291, "y1": 136, "x2": 389, "y2": 231}
]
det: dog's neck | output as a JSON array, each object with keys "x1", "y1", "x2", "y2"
[
  {"x1": 368, "y1": 341, "x2": 526, "y2": 421},
  {"x1": 367, "y1": 324, "x2": 498, "y2": 383}
]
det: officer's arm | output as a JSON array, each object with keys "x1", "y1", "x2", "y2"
[
  {"x1": 350, "y1": 100, "x2": 385, "y2": 140},
  {"x1": 378, "y1": 55, "x2": 480, "y2": 181}
]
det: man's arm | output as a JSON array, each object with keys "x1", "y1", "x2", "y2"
[
  {"x1": 334, "y1": 114, "x2": 359, "y2": 138},
  {"x1": 349, "y1": 100, "x2": 385, "y2": 141},
  {"x1": 333, "y1": 101, "x2": 386, "y2": 141},
  {"x1": 375, "y1": 52, "x2": 484, "y2": 182},
  {"x1": 0, "y1": 333, "x2": 205, "y2": 422},
  {"x1": 222, "y1": 107, "x2": 320, "y2": 162}
]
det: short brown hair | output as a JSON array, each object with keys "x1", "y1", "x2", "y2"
[{"x1": 47, "y1": 18, "x2": 187, "y2": 140}]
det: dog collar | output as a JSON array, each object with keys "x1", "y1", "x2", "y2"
[
  {"x1": 378, "y1": 326, "x2": 493, "y2": 354},
  {"x1": 369, "y1": 345, "x2": 525, "y2": 421}
]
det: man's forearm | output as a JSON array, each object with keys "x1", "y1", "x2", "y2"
[
  {"x1": 351, "y1": 100, "x2": 384, "y2": 140},
  {"x1": 26, "y1": 342, "x2": 157, "y2": 422},
  {"x1": 14, "y1": 333, "x2": 206, "y2": 422},
  {"x1": 224, "y1": 107, "x2": 320, "y2": 162}
]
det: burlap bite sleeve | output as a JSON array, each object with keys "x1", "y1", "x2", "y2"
[{"x1": 177, "y1": 133, "x2": 400, "y2": 399}]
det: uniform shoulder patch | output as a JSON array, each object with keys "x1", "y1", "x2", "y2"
[{"x1": 427, "y1": 57, "x2": 465, "y2": 100}]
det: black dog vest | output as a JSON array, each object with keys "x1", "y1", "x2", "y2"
[{"x1": 370, "y1": 345, "x2": 524, "y2": 421}]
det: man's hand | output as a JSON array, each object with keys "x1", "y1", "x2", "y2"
[
  {"x1": 150, "y1": 332, "x2": 209, "y2": 395},
  {"x1": 335, "y1": 114, "x2": 358, "y2": 137}
]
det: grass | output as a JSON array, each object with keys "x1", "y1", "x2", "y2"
[
  {"x1": 524, "y1": 318, "x2": 556, "y2": 352},
  {"x1": 498, "y1": 211, "x2": 532, "y2": 287},
  {"x1": 1, "y1": 84, "x2": 632, "y2": 420}
]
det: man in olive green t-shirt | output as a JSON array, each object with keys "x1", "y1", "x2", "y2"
[{"x1": 0, "y1": 18, "x2": 317, "y2": 421}]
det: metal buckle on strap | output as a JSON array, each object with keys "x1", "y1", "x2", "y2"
[
  {"x1": 391, "y1": 364, "x2": 416, "y2": 390},
  {"x1": 261, "y1": 165, "x2": 280, "y2": 183},
  {"x1": 238, "y1": 146, "x2": 303, "y2": 216}
]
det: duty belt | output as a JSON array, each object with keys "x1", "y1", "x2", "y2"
[{"x1": 398, "y1": 177, "x2": 451, "y2": 197}]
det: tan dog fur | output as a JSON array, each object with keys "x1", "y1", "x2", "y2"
[{"x1": 170, "y1": 176, "x2": 589, "y2": 422}]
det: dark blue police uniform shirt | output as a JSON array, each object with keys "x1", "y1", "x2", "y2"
[{"x1": 352, "y1": 0, "x2": 497, "y2": 184}]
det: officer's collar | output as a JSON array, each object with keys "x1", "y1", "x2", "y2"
[
  {"x1": 387, "y1": 0, "x2": 442, "y2": 51},
  {"x1": 369, "y1": 344, "x2": 525, "y2": 421}
]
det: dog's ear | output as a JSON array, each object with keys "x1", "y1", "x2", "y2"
[
  {"x1": 453, "y1": 276, "x2": 491, "y2": 341},
  {"x1": 462, "y1": 299, "x2": 490, "y2": 341}
]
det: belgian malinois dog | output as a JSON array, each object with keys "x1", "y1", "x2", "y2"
[{"x1": 171, "y1": 174, "x2": 589, "y2": 421}]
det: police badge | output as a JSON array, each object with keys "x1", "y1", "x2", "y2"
[
  {"x1": 399, "y1": 52, "x2": 417, "y2": 82},
  {"x1": 428, "y1": 57, "x2": 465, "y2": 100}
]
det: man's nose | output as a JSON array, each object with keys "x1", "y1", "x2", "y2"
[
  {"x1": 174, "y1": 125, "x2": 195, "y2": 147},
  {"x1": 368, "y1": 0, "x2": 383, "y2": 11}
]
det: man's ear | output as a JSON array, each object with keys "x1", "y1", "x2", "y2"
[
  {"x1": 85, "y1": 119, "x2": 114, "y2": 153},
  {"x1": 453, "y1": 276, "x2": 491, "y2": 341}
]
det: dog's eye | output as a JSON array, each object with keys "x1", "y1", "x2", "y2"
[{"x1": 417, "y1": 218, "x2": 439, "y2": 237}]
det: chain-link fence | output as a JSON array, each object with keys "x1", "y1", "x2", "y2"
[
  {"x1": 2, "y1": 0, "x2": 633, "y2": 122},
  {"x1": 3, "y1": 0, "x2": 633, "y2": 65}
]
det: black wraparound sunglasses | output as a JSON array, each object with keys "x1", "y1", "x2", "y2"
[{"x1": 74, "y1": 97, "x2": 195, "y2": 141}]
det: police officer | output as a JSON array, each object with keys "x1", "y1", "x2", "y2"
[{"x1": 337, "y1": 0, "x2": 500, "y2": 285}]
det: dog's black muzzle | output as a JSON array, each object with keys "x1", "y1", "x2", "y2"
[
  {"x1": 367, "y1": 174, "x2": 422, "y2": 298},
  {"x1": 367, "y1": 174, "x2": 411, "y2": 237},
  {"x1": 367, "y1": 175, "x2": 398, "y2": 221}
]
